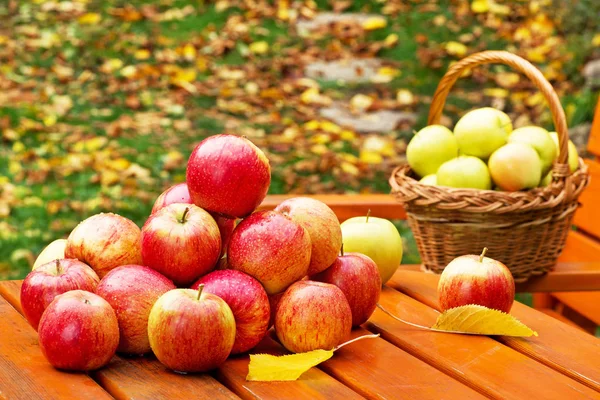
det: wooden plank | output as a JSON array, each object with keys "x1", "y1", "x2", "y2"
[
  {"x1": 586, "y1": 98, "x2": 600, "y2": 156},
  {"x1": 572, "y1": 159, "x2": 600, "y2": 241},
  {"x1": 387, "y1": 270, "x2": 600, "y2": 392},
  {"x1": 0, "y1": 297, "x2": 113, "y2": 400},
  {"x1": 259, "y1": 194, "x2": 406, "y2": 222},
  {"x1": 0, "y1": 281, "x2": 239, "y2": 400},
  {"x1": 550, "y1": 292, "x2": 600, "y2": 326},
  {"x1": 559, "y1": 230, "x2": 600, "y2": 262},
  {"x1": 539, "y1": 309, "x2": 587, "y2": 331},
  {"x1": 319, "y1": 327, "x2": 485, "y2": 399},
  {"x1": 216, "y1": 336, "x2": 364, "y2": 400},
  {"x1": 367, "y1": 287, "x2": 600, "y2": 399}
]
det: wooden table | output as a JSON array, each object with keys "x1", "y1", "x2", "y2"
[{"x1": 1, "y1": 269, "x2": 600, "y2": 400}]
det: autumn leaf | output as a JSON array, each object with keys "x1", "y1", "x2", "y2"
[
  {"x1": 249, "y1": 41, "x2": 269, "y2": 55},
  {"x1": 445, "y1": 41, "x2": 468, "y2": 57},
  {"x1": 78, "y1": 13, "x2": 102, "y2": 25},
  {"x1": 246, "y1": 334, "x2": 379, "y2": 381},
  {"x1": 362, "y1": 16, "x2": 387, "y2": 31}
]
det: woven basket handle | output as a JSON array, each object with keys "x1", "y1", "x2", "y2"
[{"x1": 427, "y1": 50, "x2": 569, "y2": 166}]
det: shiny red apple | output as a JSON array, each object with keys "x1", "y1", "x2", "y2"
[
  {"x1": 148, "y1": 286, "x2": 236, "y2": 372},
  {"x1": 275, "y1": 197, "x2": 342, "y2": 275},
  {"x1": 312, "y1": 250, "x2": 381, "y2": 326},
  {"x1": 65, "y1": 212, "x2": 142, "y2": 278},
  {"x1": 38, "y1": 290, "x2": 119, "y2": 371},
  {"x1": 96, "y1": 265, "x2": 176, "y2": 355},
  {"x1": 438, "y1": 248, "x2": 515, "y2": 313},
  {"x1": 275, "y1": 280, "x2": 352, "y2": 353},
  {"x1": 141, "y1": 203, "x2": 221, "y2": 286},
  {"x1": 20, "y1": 259, "x2": 99, "y2": 330},
  {"x1": 228, "y1": 210, "x2": 311, "y2": 295},
  {"x1": 192, "y1": 269, "x2": 269, "y2": 354},
  {"x1": 186, "y1": 134, "x2": 271, "y2": 219}
]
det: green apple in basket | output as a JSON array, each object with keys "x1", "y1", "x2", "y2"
[
  {"x1": 488, "y1": 143, "x2": 542, "y2": 191},
  {"x1": 508, "y1": 126, "x2": 557, "y2": 176},
  {"x1": 436, "y1": 156, "x2": 492, "y2": 190},
  {"x1": 453, "y1": 107, "x2": 512, "y2": 159},
  {"x1": 406, "y1": 125, "x2": 458, "y2": 178},
  {"x1": 549, "y1": 132, "x2": 579, "y2": 172}
]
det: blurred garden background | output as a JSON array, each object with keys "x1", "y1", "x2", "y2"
[{"x1": 0, "y1": 0, "x2": 599, "y2": 280}]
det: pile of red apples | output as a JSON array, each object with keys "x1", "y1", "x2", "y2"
[{"x1": 20, "y1": 135, "x2": 384, "y2": 373}]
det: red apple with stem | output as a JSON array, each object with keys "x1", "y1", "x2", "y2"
[
  {"x1": 148, "y1": 286, "x2": 236, "y2": 373},
  {"x1": 275, "y1": 197, "x2": 342, "y2": 275},
  {"x1": 20, "y1": 259, "x2": 100, "y2": 330},
  {"x1": 141, "y1": 203, "x2": 221, "y2": 286},
  {"x1": 312, "y1": 247, "x2": 381, "y2": 326},
  {"x1": 96, "y1": 265, "x2": 176, "y2": 355},
  {"x1": 65, "y1": 213, "x2": 142, "y2": 278},
  {"x1": 192, "y1": 269, "x2": 270, "y2": 354},
  {"x1": 186, "y1": 134, "x2": 271, "y2": 219},
  {"x1": 38, "y1": 290, "x2": 119, "y2": 371},
  {"x1": 438, "y1": 248, "x2": 515, "y2": 313},
  {"x1": 228, "y1": 210, "x2": 311, "y2": 295},
  {"x1": 275, "y1": 280, "x2": 352, "y2": 353}
]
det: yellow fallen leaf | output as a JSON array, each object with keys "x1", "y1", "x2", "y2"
[
  {"x1": 384, "y1": 33, "x2": 398, "y2": 47},
  {"x1": 310, "y1": 144, "x2": 328, "y2": 155},
  {"x1": 471, "y1": 0, "x2": 510, "y2": 15},
  {"x1": 120, "y1": 65, "x2": 137, "y2": 78},
  {"x1": 320, "y1": 120, "x2": 342, "y2": 134},
  {"x1": 350, "y1": 94, "x2": 373, "y2": 113},
  {"x1": 101, "y1": 170, "x2": 120, "y2": 187},
  {"x1": 396, "y1": 89, "x2": 414, "y2": 105},
  {"x1": 249, "y1": 41, "x2": 269, "y2": 55},
  {"x1": 303, "y1": 120, "x2": 321, "y2": 131},
  {"x1": 593, "y1": 33, "x2": 600, "y2": 47},
  {"x1": 445, "y1": 41, "x2": 467, "y2": 57},
  {"x1": 78, "y1": 12, "x2": 101, "y2": 25},
  {"x1": 341, "y1": 162, "x2": 359, "y2": 176},
  {"x1": 101, "y1": 59, "x2": 124, "y2": 74},
  {"x1": 247, "y1": 334, "x2": 379, "y2": 382},
  {"x1": 300, "y1": 88, "x2": 332, "y2": 106},
  {"x1": 182, "y1": 43, "x2": 196, "y2": 60},
  {"x1": 495, "y1": 72, "x2": 520, "y2": 88},
  {"x1": 311, "y1": 133, "x2": 331, "y2": 145},
  {"x1": 432, "y1": 305, "x2": 537, "y2": 337},
  {"x1": 134, "y1": 49, "x2": 151, "y2": 60},
  {"x1": 483, "y1": 88, "x2": 509, "y2": 98},
  {"x1": 340, "y1": 130, "x2": 356, "y2": 141},
  {"x1": 360, "y1": 151, "x2": 383, "y2": 164},
  {"x1": 362, "y1": 16, "x2": 387, "y2": 31}
]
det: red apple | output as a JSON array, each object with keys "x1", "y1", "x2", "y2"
[
  {"x1": 275, "y1": 197, "x2": 342, "y2": 275},
  {"x1": 268, "y1": 291, "x2": 284, "y2": 329},
  {"x1": 192, "y1": 270, "x2": 269, "y2": 354},
  {"x1": 65, "y1": 213, "x2": 142, "y2": 278},
  {"x1": 151, "y1": 182, "x2": 193, "y2": 214},
  {"x1": 186, "y1": 134, "x2": 271, "y2": 219},
  {"x1": 312, "y1": 251, "x2": 381, "y2": 326},
  {"x1": 96, "y1": 265, "x2": 176, "y2": 355},
  {"x1": 148, "y1": 286, "x2": 236, "y2": 372},
  {"x1": 20, "y1": 259, "x2": 99, "y2": 330},
  {"x1": 38, "y1": 290, "x2": 119, "y2": 371},
  {"x1": 275, "y1": 280, "x2": 352, "y2": 353},
  {"x1": 150, "y1": 182, "x2": 236, "y2": 257},
  {"x1": 141, "y1": 203, "x2": 221, "y2": 286},
  {"x1": 228, "y1": 210, "x2": 311, "y2": 295},
  {"x1": 438, "y1": 248, "x2": 515, "y2": 313}
]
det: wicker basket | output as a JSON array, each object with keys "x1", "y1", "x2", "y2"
[{"x1": 389, "y1": 51, "x2": 591, "y2": 282}]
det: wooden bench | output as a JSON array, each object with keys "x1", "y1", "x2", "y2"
[{"x1": 532, "y1": 99, "x2": 600, "y2": 333}]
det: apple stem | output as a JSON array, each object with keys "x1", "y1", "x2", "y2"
[
  {"x1": 366, "y1": 209, "x2": 371, "y2": 223},
  {"x1": 479, "y1": 247, "x2": 488, "y2": 263},
  {"x1": 180, "y1": 207, "x2": 190, "y2": 224},
  {"x1": 376, "y1": 303, "x2": 431, "y2": 331},
  {"x1": 84, "y1": 299, "x2": 90, "y2": 305},
  {"x1": 333, "y1": 333, "x2": 380, "y2": 351},
  {"x1": 55, "y1": 259, "x2": 61, "y2": 274},
  {"x1": 196, "y1": 284, "x2": 204, "y2": 300},
  {"x1": 340, "y1": 243, "x2": 344, "y2": 257}
]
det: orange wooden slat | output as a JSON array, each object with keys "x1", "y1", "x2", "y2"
[
  {"x1": 216, "y1": 336, "x2": 364, "y2": 400},
  {"x1": 539, "y1": 308, "x2": 587, "y2": 331},
  {"x1": 587, "y1": 98, "x2": 600, "y2": 156},
  {"x1": 387, "y1": 270, "x2": 600, "y2": 392},
  {"x1": 550, "y1": 292, "x2": 600, "y2": 326},
  {"x1": 572, "y1": 159, "x2": 600, "y2": 241},
  {"x1": 319, "y1": 327, "x2": 485, "y2": 400},
  {"x1": 0, "y1": 297, "x2": 113, "y2": 400},
  {"x1": 559, "y1": 231, "x2": 600, "y2": 262},
  {"x1": 367, "y1": 287, "x2": 600, "y2": 399},
  {"x1": 259, "y1": 194, "x2": 406, "y2": 222}
]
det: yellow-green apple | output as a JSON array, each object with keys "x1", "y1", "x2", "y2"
[
  {"x1": 340, "y1": 215, "x2": 403, "y2": 285},
  {"x1": 141, "y1": 204, "x2": 221, "y2": 286},
  {"x1": 33, "y1": 239, "x2": 66, "y2": 270},
  {"x1": 275, "y1": 281, "x2": 351, "y2": 353},
  {"x1": 436, "y1": 156, "x2": 492, "y2": 190},
  {"x1": 65, "y1": 213, "x2": 142, "y2": 278},
  {"x1": 419, "y1": 174, "x2": 437, "y2": 185},
  {"x1": 21, "y1": 259, "x2": 100, "y2": 330},
  {"x1": 228, "y1": 210, "x2": 311, "y2": 295},
  {"x1": 148, "y1": 286, "x2": 236, "y2": 372},
  {"x1": 454, "y1": 107, "x2": 511, "y2": 158},
  {"x1": 406, "y1": 125, "x2": 458, "y2": 177},
  {"x1": 550, "y1": 132, "x2": 579, "y2": 172},
  {"x1": 274, "y1": 197, "x2": 342, "y2": 275},
  {"x1": 151, "y1": 182, "x2": 236, "y2": 257},
  {"x1": 508, "y1": 126, "x2": 557, "y2": 175},
  {"x1": 539, "y1": 172, "x2": 552, "y2": 187},
  {"x1": 312, "y1": 251, "x2": 381, "y2": 326},
  {"x1": 488, "y1": 143, "x2": 541, "y2": 191},
  {"x1": 186, "y1": 134, "x2": 271, "y2": 219},
  {"x1": 267, "y1": 291, "x2": 284, "y2": 329},
  {"x1": 438, "y1": 248, "x2": 515, "y2": 313},
  {"x1": 38, "y1": 290, "x2": 119, "y2": 371},
  {"x1": 192, "y1": 270, "x2": 269, "y2": 354},
  {"x1": 96, "y1": 265, "x2": 176, "y2": 355}
]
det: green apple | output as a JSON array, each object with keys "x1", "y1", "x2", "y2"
[
  {"x1": 419, "y1": 174, "x2": 437, "y2": 185},
  {"x1": 436, "y1": 156, "x2": 492, "y2": 190},
  {"x1": 508, "y1": 126, "x2": 556, "y2": 176},
  {"x1": 454, "y1": 107, "x2": 511, "y2": 158},
  {"x1": 406, "y1": 125, "x2": 458, "y2": 178},
  {"x1": 549, "y1": 132, "x2": 579, "y2": 172},
  {"x1": 488, "y1": 143, "x2": 541, "y2": 191},
  {"x1": 539, "y1": 172, "x2": 552, "y2": 187},
  {"x1": 340, "y1": 216, "x2": 403, "y2": 285},
  {"x1": 32, "y1": 239, "x2": 67, "y2": 270}
]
